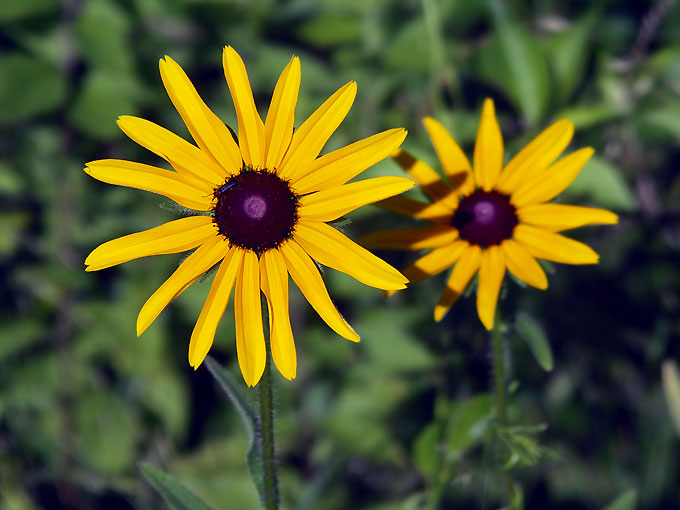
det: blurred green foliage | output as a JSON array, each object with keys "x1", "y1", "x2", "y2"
[{"x1": 1, "y1": 0, "x2": 679, "y2": 508}]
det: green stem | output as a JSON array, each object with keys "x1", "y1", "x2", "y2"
[
  {"x1": 259, "y1": 301, "x2": 279, "y2": 510},
  {"x1": 491, "y1": 316, "x2": 514, "y2": 504}
]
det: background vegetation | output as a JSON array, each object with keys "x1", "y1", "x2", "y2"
[{"x1": 1, "y1": 0, "x2": 679, "y2": 508}]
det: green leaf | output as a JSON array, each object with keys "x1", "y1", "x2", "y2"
[
  {"x1": 204, "y1": 357, "x2": 263, "y2": 501},
  {"x1": 413, "y1": 423, "x2": 440, "y2": 478},
  {"x1": 557, "y1": 103, "x2": 630, "y2": 131},
  {"x1": 139, "y1": 463, "x2": 213, "y2": 510},
  {"x1": 545, "y1": 12, "x2": 597, "y2": 103},
  {"x1": 297, "y1": 13, "x2": 362, "y2": 48},
  {"x1": 485, "y1": 0, "x2": 550, "y2": 124},
  {"x1": 446, "y1": 393, "x2": 494, "y2": 455},
  {"x1": 0, "y1": 54, "x2": 67, "y2": 124},
  {"x1": 639, "y1": 107, "x2": 680, "y2": 141},
  {"x1": 0, "y1": 0, "x2": 58, "y2": 22},
  {"x1": 515, "y1": 312, "x2": 553, "y2": 372},
  {"x1": 662, "y1": 360, "x2": 680, "y2": 438},
  {"x1": 602, "y1": 489, "x2": 637, "y2": 510},
  {"x1": 68, "y1": 70, "x2": 141, "y2": 139},
  {"x1": 566, "y1": 156, "x2": 637, "y2": 212}
]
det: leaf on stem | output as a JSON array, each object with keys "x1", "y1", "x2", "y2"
[{"x1": 139, "y1": 463, "x2": 213, "y2": 510}]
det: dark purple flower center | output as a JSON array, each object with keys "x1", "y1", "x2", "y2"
[
  {"x1": 213, "y1": 170, "x2": 298, "y2": 252},
  {"x1": 452, "y1": 190, "x2": 518, "y2": 247}
]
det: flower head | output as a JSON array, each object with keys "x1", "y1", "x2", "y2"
[
  {"x1": 361, "y1": 99, "x2": 618, "y2": 330},
  {"x1": 85, "y1": 46, "x2": 411, "y2": 386}
]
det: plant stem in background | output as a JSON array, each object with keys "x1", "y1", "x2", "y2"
[
  {"x1": 491, "y1": 315, "x2": 514, "y2": 504},
  {"x1": 259, "y1": 301, "x2": 279, "y2": 510}
]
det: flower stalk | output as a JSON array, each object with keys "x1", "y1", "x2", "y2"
[
  {"x1": 259, "y1": 300, "x2": 279, "y2": 510},
  {"x1": 491, "y1": 314, "x2": 514, "y2": 504}
]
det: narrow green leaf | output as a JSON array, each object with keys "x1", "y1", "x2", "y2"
[
  {"x1": 515, "y1": 312, "x2": 553, "y2": 372},
  {"x1": 205, "y1": 356, "x2": 257, "y2": 439},
  {"x1": 486, "y1": 0, "x2": 550, "y2": 124},
  {"x1": 602, "y1": 489, "x2": 637, "y2": 510},
  {"x1": 662, "y1": 360, "x2": 680, "y2": 437},
  {"x1": 0, "y1": 0, "x2": 58, "y2": 22},
  {"x1": 204, "y1": 356, "x2": 264, "y2": 501},
  {"x1": 139, "y1": 463, "x2": 213, "y2": 510},
  {"x1": 639, "y1": 107, "x2": 680, "y2": 141},
  {"x1": 413, "y1": 422, "x2": 440, "y2": 478}
]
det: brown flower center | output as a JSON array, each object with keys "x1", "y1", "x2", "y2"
[
  {"x1": 453, "y1": 190, "x2": 518, "y2": 247},
  {"x1": 213, "y1": 170, "x2": 298, "y2": 253}
]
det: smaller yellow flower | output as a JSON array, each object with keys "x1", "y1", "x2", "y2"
[{"x1": 362, "y1": 99, "x2": 618, "y2": 330}]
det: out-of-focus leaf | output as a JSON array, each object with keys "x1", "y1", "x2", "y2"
[
  {"x1": 0, "y1": 0, "x2": 58, "y2": 22},
  {"x1": 566, "y1": 156, "x2": 637, "y2": 212},
  {"x1": 639, "y1": 107, "x2": 680, "y2": 141},
  {"x1": 75, "y1": 392, "x2": 137, "y2": 473},
  {"x1": 384, "y1": 17, "x2": 431, "y2": 72},
  {"x1": 140, "y1": 463, "x2": 214, "y2": 510},
  {"x1": 0, "y1": 163, "x2": 24, "y2": 195},
  {"x1": 500, "y1": 424, "x2": 554, "y2": 468},
  {"x1": 515, "y1": 312, "x2": 553, "y2": 371},
  {"x1": 297, "y1": 13, "x2": 362, "y2": 48},
  {"x1": 68, "y1": 70, "x2": 141, "y2": 139},
  {"x1": 73, "y1": 0, "x2": 132, "y2": 73},
  {"x1": 661, "y1": 360, "x2": 680, "y2": 437},
  {"x1": 602, "y1": 489, "x2": 637, "y2": 510},
  {"x1": 485, "y1": 0, "x2": 550, "y2": 124},
  {"x1": 446, "y1": 393, "x2": 494, "y2": 455},
  {"x1": 413, "y1": 423, "x2": 439, "y2": 478},
  {"x1": 545, "y1": 12, "x2": 597, "y2": 103},
  {"x1": 0, "y1": 320, "x2": 42, "y2": 362},
  {"x1": 0, "y1": 54, "x2": 66, "y2": 124},
  {"x1": 0, "y1": 212, "x2": 29, "y2": 256},
  {"x1": 558, "y1": 103, "x2": 630, "y2": 130}
]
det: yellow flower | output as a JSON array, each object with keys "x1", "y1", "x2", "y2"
[
  {"x1": 361, "y1": 98, "x2": 618, "y2": 330},
  {"x1": 85, "y1": 46, "x2": 412, "y2": 386}
]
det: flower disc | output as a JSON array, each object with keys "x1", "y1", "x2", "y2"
[
  {"x1": 214, "y1": 170, "x2": 298, "y2": 252},
  {"x1": 453, "y1": 190, "x2": 518, "y2": 247}
]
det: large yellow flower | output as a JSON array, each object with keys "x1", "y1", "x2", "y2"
[
  {"x1": 85, "y1": 46, "x2": 412, "y2": 386},
  {"x1": 362, "y1": 99, "x2": 618, "y2": 330}
]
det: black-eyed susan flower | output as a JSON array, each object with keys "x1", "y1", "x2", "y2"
[
  {"x1": 85, "y1": 46, "x2": 412, "y2": 386},
  {"x1": 361, "y1": 98, "x2": 618, "y2": 330}
]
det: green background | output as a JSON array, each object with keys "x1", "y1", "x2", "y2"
[{"x1": 1, "y1": 0, "x2": 679, "y2": 508}]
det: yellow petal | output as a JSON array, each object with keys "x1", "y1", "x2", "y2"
[
  {"x1": 501, "y1": 239, "x2": 547, "y2": 289},
  {"x1": 85, "y1": 159, "x2": 213, "y2": 211},
  {"x1": 222, "y1": 46, "x2": 265, "y2": 170},
  {"x1": 359, "y1": 225, "x2": 459, "y2": 250},
  {"x1": 385, "y1": 241, "x2": 469, "y2": 298},
  {"x1": 392, "y1": 149, "x2": 459, "y2": 209},
  {"x1": 137, "y1": 237, "x2": 229, "y2": 336},
  {"x1": 279, "y1": 240, "x2": 359, "y2": 342},
  {"x1": 497, "y1": 119, "x2": 574, "y2": 194},
  {"x1": 476, "y1": 245, "x2": 506, "y2": 330},
  {"x1": 473, "y1": 99, "x2": 504, "y2": 191},
  {"x1": 434, "y1": 245, "x2": 481, "y2": 322},
  {"x1": 260, "y1": 249, "x2": 296, "y2": 380},
  {"x1": 423, "y1": 117, "x2": 474, "y2": 195},
  {"x1": 188, "y1": 247, "x2": 244, "y2": 368},
  {"x1": 517, "y1": 203, "x2": 619, "y2": 232},
  {"x1": 159, "y1": 56, "x2": 242, "y2": 175},
  {"x1": 514, "y1": 224, "x2": 599, "y2": 265},
  {"x1": 511, "y1": 147, "x2": 594, "y2": 208},
  {"x1": 234, "y1": 250, "x2": 266, "y2": 387},
  {"x1": 298, "y1": 176, "x2": 414, "y2": 222},
  {"x1": 278, "y1": 81, "x2": 357, "y2": 180},
  {"x1": 294, "y1": 220, "x2": 408, "y2": 290},
  {"x1": 85, "y1": 216, "x2": 217, "y2": 271},
  {"x1": 264, "y1": 56, "x2": 301, "y2": 171},
  {"x1": 117, "y1": 116, "x2": 226, "y2": 186},
  {"x1": 291, "y1": 128, "x2": 407, "y2": 194},
  {"x1": 374, "y1": 196, "x2": 454, "y2": 224}
]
